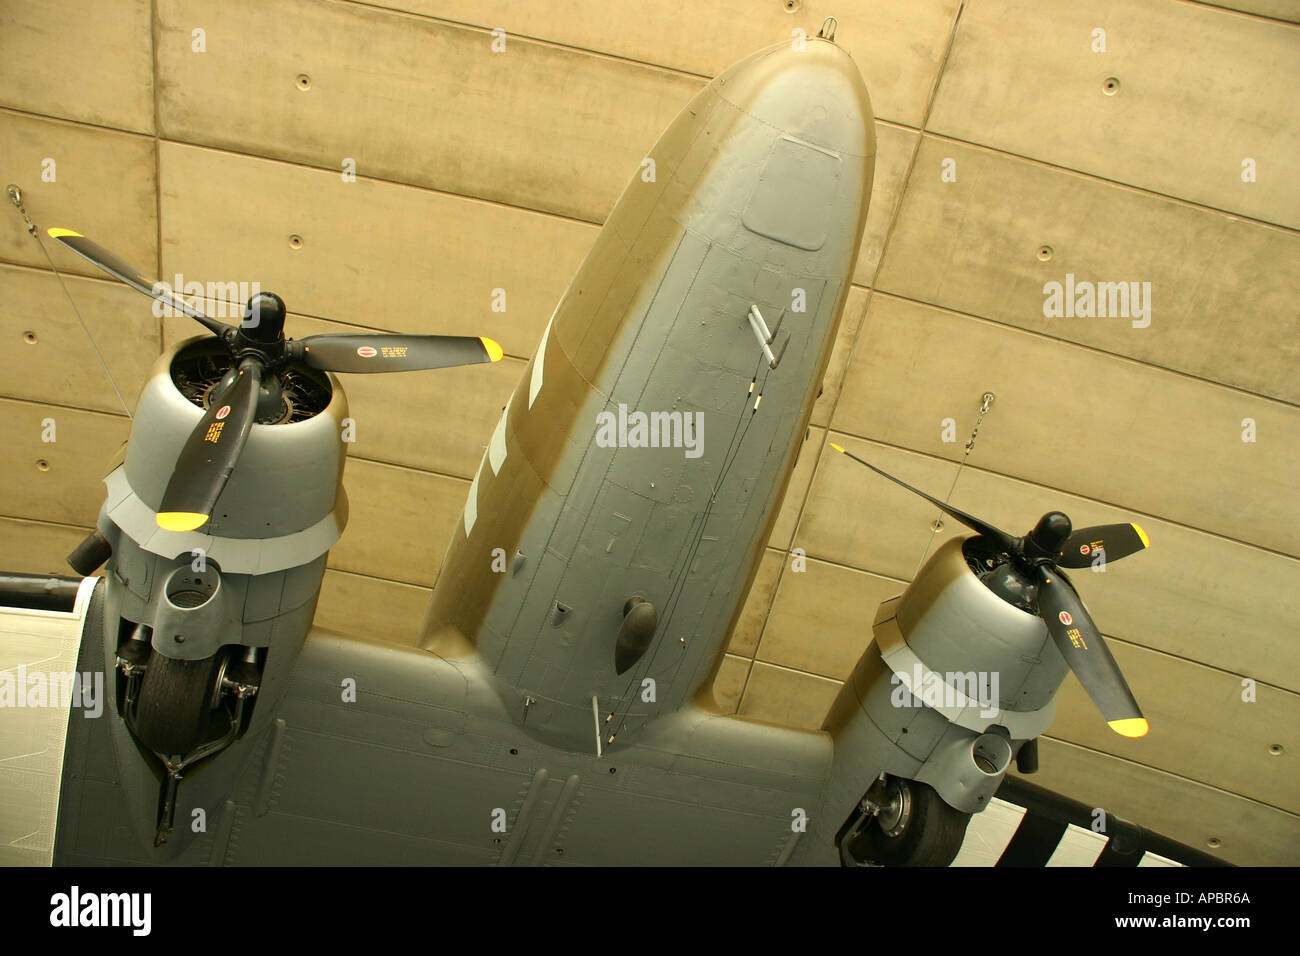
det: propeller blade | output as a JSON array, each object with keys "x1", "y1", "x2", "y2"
[
  {"x1": 156, "y1": 363, "x2": 262, "y2": 532},
  {"x1": 296, "y1": 334, "x2": 503, "y2": 373},
  {"x1": 1055, "y1": 522, "x2": 1150, "y2": 569},
  {"x1": 826, "y1": 442, "x2": 1019, "y2": 553},
  {"x1": 46, "y1": 228, "x2": 232, "y2": 337},
  {"x1": 1036, "y1": 567, "x2": 1148, "y2": 737}
]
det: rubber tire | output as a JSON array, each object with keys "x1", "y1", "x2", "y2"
[
  {"x1": 133, "y1": 651, "x2": 226, "y2": 757},
  {"x1": 847, "y1": 778, "x2": 972, "y2": 867}
]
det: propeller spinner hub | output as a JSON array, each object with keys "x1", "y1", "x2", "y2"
[
  {"x1": 241, "y1": 291, "x2": 287, "y2": 344},
  {"x1": 1026, "y1": 511, "x2": 1072, "y2": 561}
]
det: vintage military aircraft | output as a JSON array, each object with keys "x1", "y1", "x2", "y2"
[{"x1": 1, "y1": 26, "x2": 1203, "y2": 867}]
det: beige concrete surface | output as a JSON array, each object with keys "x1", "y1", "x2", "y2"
[{"x1": 928, "y1": 0, "x2": 1300, "y2": 228}]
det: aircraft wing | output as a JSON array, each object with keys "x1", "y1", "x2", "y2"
[{"x1": 1, "y1": 574, "x2": 1223, "y2": 868}]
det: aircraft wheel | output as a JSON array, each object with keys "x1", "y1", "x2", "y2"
[
  {"x1": 133, "y1": 650, "x2": 227, "y2": 757},
  {"x1": 845, "y1": 777, "x2": 970, "y2": 867}
]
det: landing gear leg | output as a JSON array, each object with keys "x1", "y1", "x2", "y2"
[{"x1": 119, "y1": 647, "x2": 259, "y2": 846}]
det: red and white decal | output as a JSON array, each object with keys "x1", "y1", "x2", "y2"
[
  {"x1": 1059, "y1": 611, "x2": 1073, "y2": 626},
  {"x1": 215, "y1": 405, "x2": 231, "y2": 420},
  {"x1": 356, "y1": 346, "x2": 378, "y2": 358},
  {"x1": 1079, "y1": 544, "x2": 1090, "y2": 555}
]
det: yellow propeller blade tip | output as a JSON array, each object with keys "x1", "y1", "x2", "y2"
[
  {"x1": 1108, "y1": 717, "x2": 1149, "y2": 738},
  {"x1": 829, "y1": 442, "x2": 846, "y2": 453},
  {"x1": 1132, "y1": 523, "x2": 1150, "y2": 548},
  {"x1": 157, "y1": 511, "x2": 209, "y2": 532},
  {"x1": 47, "y1": 227, "x2": 83, "y2": 239},
  {"x1": 480, "y1": 337, "x2": 504, "y2": 363}
]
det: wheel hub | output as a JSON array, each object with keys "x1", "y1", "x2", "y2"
[{"x1": 876, "y1": 778, "x2": 912, "y2": 837}]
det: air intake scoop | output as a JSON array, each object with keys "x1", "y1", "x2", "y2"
[{"x1": 614, "y1": 596, "x2": 658, "y2": 674}]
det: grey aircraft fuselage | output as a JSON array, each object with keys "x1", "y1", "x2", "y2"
[
  {"x1": 34, "y1": 36, "x2": 892, "y2": 866},
  {"x1": 420, "y1": 35, "x2": 875, "y2": 752}
]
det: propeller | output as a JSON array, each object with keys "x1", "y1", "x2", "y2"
[
  {"x1": 48, "y1": 228, "x2": 232, "y2": 337},
  {"x1": 157, "y1": 361, "x2": 262, "y2": 532},
  {"x1": 49, "y1": 227, "x2": 504, "y2": 532},
  {"x1": 827, "y1": 442, "x2": 1150, "y2": 738},
  {"x1": 1054, "y1": 522, "x2": 1150, "y2": 569},
  {"x1": 297, "y1": 333, "x2": 503, "y2": 372}
]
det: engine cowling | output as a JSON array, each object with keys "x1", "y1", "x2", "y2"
[
  {"x1": 816, "y1": 533, "x2": 1072, "y2": 864},
  {"x1": 95, "y1": 335, "x2": 349, "y2": 743}
]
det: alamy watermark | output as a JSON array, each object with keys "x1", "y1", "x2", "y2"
[
  {"x1": 50, "y1": 886, "x2": 150, "y2": 936},
  {"x1": 595, "y1": 403, "x2": 703, "y2": 459},
  {"x1": 151, "y1": 274, "x2": 262, "y2": 321},
  {"x1": 1042, "y1": 274, "x2": 1152, "y2": 328},
  {"x1": 890, "y1": 665, "x2": 1001, "y2": 719},
  {"x1": 0, "y1": 666, "x2": 104, "y2": 718}
]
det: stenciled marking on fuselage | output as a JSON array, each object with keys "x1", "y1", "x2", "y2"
[
  {"x1": 488, "y1": 404, "x2": 508, "y2": 476},
  {"x1": 528, "y1": 316, "x2": 553, "y2": 410},
  {"x1": 465, "y1": 404, "x2": 509, "y2": 536},
  {"x1": 466, "y1": 312, "x2": 548, "y2": 537},
  {"x1": 463, "y1": 459, "x2": 483, "y2": 536}
]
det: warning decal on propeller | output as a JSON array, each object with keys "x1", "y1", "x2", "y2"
[
  {"x1": 1059, "y1": 611, "x2": 1073, "y2": 626},
  {"x1": 356, "y1": 346, "x2": 378, "y2": 358}
]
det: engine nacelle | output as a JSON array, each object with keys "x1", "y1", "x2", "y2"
[
  {"x1": 93, "y1": 336, "x2": 349, "y2": 741},
  {"x1": 818, "y1": 534, "x2": 1071, "y2": 862}
]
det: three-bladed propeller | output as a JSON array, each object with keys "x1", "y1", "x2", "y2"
[
  {"x1": 50, "y1": 227, "x2": 504, "y2": 532},
  {"x1": 827, "y1": 442, "x2": 1151, "y2": 738}
]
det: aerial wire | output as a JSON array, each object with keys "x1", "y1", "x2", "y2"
[{"x1": 7, "y1": 184, "x2": 134, "y2": 420}]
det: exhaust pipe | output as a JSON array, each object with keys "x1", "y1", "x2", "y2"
[
  {"x1": 971, "y1": 733, "x2": 1012, "y2": 776},
  {"x1": 151, "y1": 564, "x2": 230, "y2": 661}
]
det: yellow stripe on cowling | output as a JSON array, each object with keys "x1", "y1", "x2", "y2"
[
  {"x1": 47, "y1": 227, "x2": 83, "y2": 239},
  {"x1": 1108, "y1": 717, "x2": 1149, "y2": 738},
  {"x1": 829, "y1": 442, "x2": 846, "y2": 453},
  {"x1": 480, "y1": 337, "x2": 504, "y2": 363},
  {"x1": 1132, "y1": 523, "x2": 1151, "y2": 549},
  {"x1": 157, "y1": 512, "x2": 209, "y2": 532}
]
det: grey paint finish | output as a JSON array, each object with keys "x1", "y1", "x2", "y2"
[
  {"x1": 55, "y1": 601, "x2": 835, "y2": 866},
  {"x1": 429, "y1": 38, "x2": 876, "y2": 754},
  {"x1": 104, "y1": 466, "x2": 348, "y2": 576},
  {"x1": 103, "y1": 521, "x2": 327, "y2": 663},
  {"x1": 122, "y1": 340, "x2": 350, "y2": 544},
  {"x1": 93, "y1": 338, "x2": 345, "y2": 673}
]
